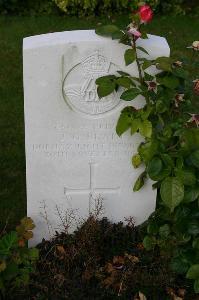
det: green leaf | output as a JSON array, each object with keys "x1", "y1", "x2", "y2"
[
  {"x1": 0, "y1": 232, "x2": 18, "y2": 256},
  {"x1": 156, "y1": 100, "x2": 167, "y2": 113},
  {"x1": 189, "y1": 150, "x2": 199, "y2": 168},
  {"x1": 124, "y1": 49, "x2": 136, "y2": 66},
  {"x1": 137, "y1": 46, "x2": 149, "y2": 55},
  {"x1": 172, "y1": 68, "x2": 189, "y2": 79},
  {"x1": 174, "y1": 206, "x2": 191, "y2": 222},
  {"x1": 131, "y1": 119, "x2": 141, "y2": 134},
  {"x1": 133, "y1": 172, "x2": 146, "y2": 192},
  {"x1": 132, "y1": 154, "x2": 142, "y2": 168},
  {"x1": 147, "y1": 223, "x2": 159, "y2": 235},
  {"x1": 112, "y1": 31, "x2": 123, "y2": 40},
  {"x1": 181, "y1": 129, "x2": 199, "y2": 154},
  {"x1": 143, "y1": 236, "x2": 155, "y2": 250},
  {"x1": 139, "y1": 120, "x2": 152, "y2": 138},
  {"x1": 117, "y1": 70, "x2": 130, "y2": 76},
  {"x1": 95, "y1": 25, "x2": 121, "y2": 38},
  {"x1": 183, "y1": 187, "x2": 199, "y2": 203},
  {"x1": 147, "y1": 157, "x2": 163, "y2": 180},
  {"x1": 130, "y1": 76, "x2": 140, "y2": 83},
  {"x1": 144, "y1": 72, "x2": 154, "y2": 81},
  {"x1": 194, "y1": 279, "x2": 199, "y2": 293},
  {"x1": 159, "y1": 224, "x2": 170, "y2": 238},
  {"x1": 160, "y1": 177, "x2": 184, "y2": 212},
  {"x1": 171, "y1": 257, "x2": 190, "y2": 274},
  {"x1": 120, "y1": 88, "x2": 140, "y2": 101},
  {"x1": 155, "y1": 57, "x2": 173, "y2": 72},
  {"x1": 153, "y1": 166, "x2": 172, "y2": 181},
  {"x1": 175, "y1": 169, "x2": 196, "y2": 186},
  {"x1": 187, "y1": 221, "x2": 199, "y2": 236},
  {"x1": 186, "y1": 265, "x2": 199, "y2": 280},
  {"x1": 140, "y1": 105, "x2": 153, "y2": 121},
  {"x1": 142, "y1": 60, "x2": 153, "y2": 70},
  {"x1": 157, "y1": 76, "x2": 179, "y2": 89},
  {"x1": 161, "y1": 154, "x2": 174, "y2": 167},
  {"x1": 116, "y1": 77, "x2": 134, "y2": 88},
  {"x1": 147, "y1": 156, "x2": 162, "y2": 176},
  {"x1": 97, "y1": 81, "x2": 115, "y2": 98},
  {"x1": 193, "y1": 238, "x2": 199, "y2": 250},
  {"x1": 116, "y1": 113, "x2": 131, "y2": 136},
  {"x1": 138, "y1": 140, "x2": 159, "y2": 163},
  {"x1": 95, "y1": 75, "x2": 116, "y2": 85}
]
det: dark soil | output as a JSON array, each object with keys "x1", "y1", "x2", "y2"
[{"x1": 5, "y1": 217, "x2": 199, "y2": 300}]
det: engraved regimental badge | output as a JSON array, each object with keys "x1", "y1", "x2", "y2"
[{"x1": 62, "y1": 50, "x2": 121, "y2": 117}]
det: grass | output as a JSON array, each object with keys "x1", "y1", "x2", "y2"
[{"x1": 0, "y1": 14, "x2": 199, "y2": 231}]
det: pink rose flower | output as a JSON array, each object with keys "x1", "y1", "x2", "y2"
[{"x1": 139, "y1": 5, "x2": 153, "y2": 23}]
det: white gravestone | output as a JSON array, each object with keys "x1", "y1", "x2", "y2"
[{"x1": 23, "y1": 30, "x2": 170, "y2": 246}]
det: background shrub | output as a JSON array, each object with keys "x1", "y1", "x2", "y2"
[
  {"x1": 0, "y1": 0, "x2": 198, "y2": 16},
  {"x1": 0, "y1": 0, "x2": 56, "y2": 15},
  {"x1": 159, "y1": 0, "x2": 199, "y2": 15},
  {"x1": 53, "y1": 0, "x2": 128, "y2": 16},
  {"x1": 53, "y1": 0, "x2": 198, "y2": 16}
]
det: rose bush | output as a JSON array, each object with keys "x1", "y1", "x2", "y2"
[{"x1": 96, "y1": 4, "x2": 199, "y2": 294}]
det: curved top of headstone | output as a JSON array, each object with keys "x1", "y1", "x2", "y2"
[{"x1": 23, "y1": 30, "x2": 170, "y2": 58}]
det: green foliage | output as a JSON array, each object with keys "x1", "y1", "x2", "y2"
[
  {"x1": 53, "y1": 0, "x2": 199, "y2": 16},
  {"x1": 0, "y1": 217, "x2": 39, "y2": 296},
  {"x1": 53, "y1": 0, "x2": 130, "y2": 16},
  {"x1": 96, "y1": 14, "x2": 199, "y2": 294},
  {"x1": 143, "y1": 235, "x2": 156, "y2": 250},
  {"x1": 159, "y1": 0, "x2": 199, "y2": 15},
  {"x1": 0, "y1": 0, "x2": 198, "y2": 15},
  {"x1": 0, "y1": 0, "x2": 56, "y2": 15}
]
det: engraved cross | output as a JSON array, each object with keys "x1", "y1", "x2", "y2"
[{"x1": 64, "y1": 163, "x2": 120, "y2": 212}]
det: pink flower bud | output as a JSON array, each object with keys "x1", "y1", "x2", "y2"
[{"x1": 128, "y1": 27, "x2": 142, "y2": 38}]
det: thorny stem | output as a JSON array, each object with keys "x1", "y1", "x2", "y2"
[
  {"x1": 132, "y1": 36, "x2": 150, "y2": 105},
  {"x1": 132, "y1": 36, "x2": 143, "y2": 85}
]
